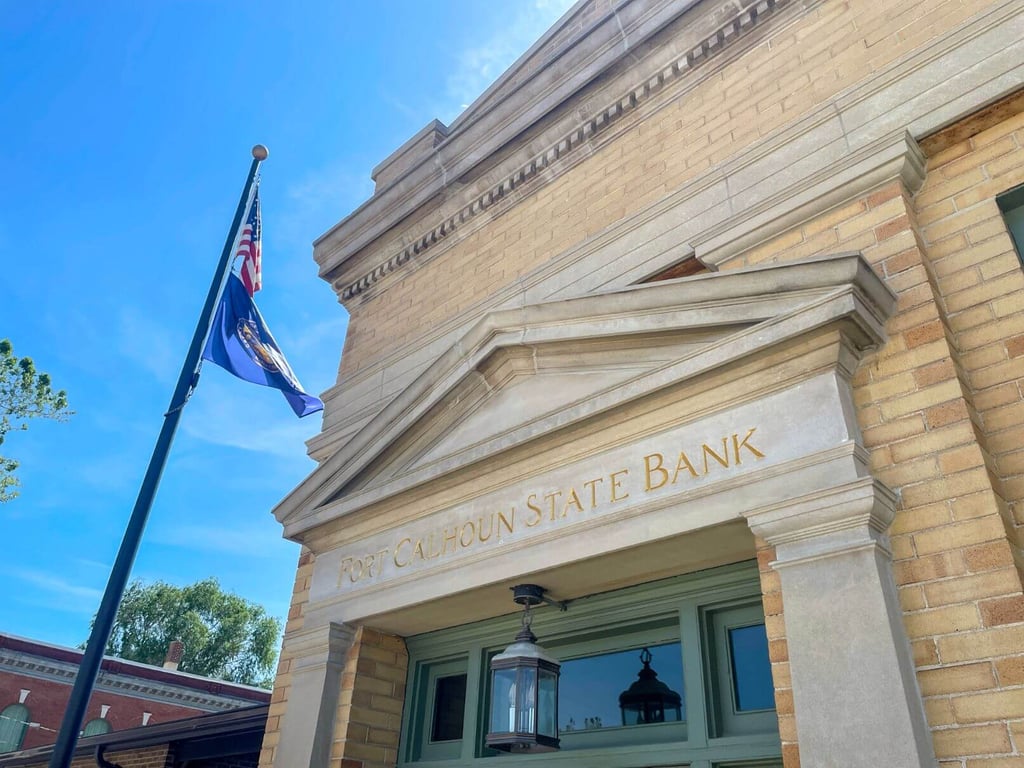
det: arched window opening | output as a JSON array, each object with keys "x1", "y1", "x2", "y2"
[{"x1": 0, "y1": 703, "x2": 30, "y2": 753}]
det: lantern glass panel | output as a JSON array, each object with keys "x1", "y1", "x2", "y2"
[
  {"x1": 538, "y1": 670, "x2": 557, "y2": 738},
  {"x1": 516, "y1": 667, "x2": 537, "y2": 733},
  {"x1": 490, "y1": 668, "x2": 517, "y2": 734}
]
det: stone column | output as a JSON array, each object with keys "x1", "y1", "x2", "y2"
[
  {"x1": 273, "y1": 622, "x2": 355, "y2": 768},
  {"x1": 744, "y1": 477, "x2": 937, "y2": 767}
]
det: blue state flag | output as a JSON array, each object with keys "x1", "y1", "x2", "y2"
[{"x1": 202, "y1": 273, "x2": 324, "y2": 418}]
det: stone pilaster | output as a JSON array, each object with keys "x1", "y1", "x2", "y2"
[
  {"x1": 272, "y1": 622, "x2": 355, "y2": 768},
  {"x1": 744, "y1": 477, "x2": 937, "y2": 767}
]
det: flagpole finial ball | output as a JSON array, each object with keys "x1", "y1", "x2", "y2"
[{"x1": 252, "y1": 145, "x2": 269, "y2": 161}]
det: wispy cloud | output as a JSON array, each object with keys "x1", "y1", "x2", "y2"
[
  {"x1": 7, "y1": 568, "x2": 103, "y2": 615},
  {"x1": 150, "y1": 522, "x2": 292, "y2": 558},
  {"x1": 181, "y1": 375, "x2": 321, "y2": 462},
  {"x1": 277, "y1": 163, "x2": 376, "y2": 252},
  {"x1": 439, "y1": 0, "x2": 576, "y2": 124}
]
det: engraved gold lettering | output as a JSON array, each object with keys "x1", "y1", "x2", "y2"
[
  {"x1": 337, "y1": 424, "x2": 767, "y2": 593},
  {"x1": 499, "y1": 509, "x2": 515, "y2": 535},
  {"x1": 478, "y1": 515, "x2": 494, "y2": 543},
  {"x1": 583, "y1": 477, "x2": 603, "y2": 509},
  {"x1": 544, "y1": 490, "x2": 563, "y2": 520},
  {"x1": 701, "y1": 438, "x2": 730, "y2": 474},
  {"x1": 610, "y1": 469, "x2": 630, "y2": 502},
  {"x1": 672, "y1": 451, "x2": 699, "y2": 482},
  {"x1": 412, "y1": 538, "x2": 426, "y2": 561},
  {"x1": 394, "y1": 538, "x2": 412, "y2": 567},
  {"x1": 338, "y1": 557, "x2": 354, "y2": 586},
  {"x1": 644, "y1": 452, "x2": 669, "y2": 491},
  {"x1": 441, "y1": 526, "x2": 457, "y2": 556},
  {"x1": 563, "y1": 488, "x2": 584, "y2": 514},
  {"x1": 733, "y1": 428, "x2": 765, "y2": 462},
  {"x1": 525, "y1": 494, "x2": 543, "y2": 527}
]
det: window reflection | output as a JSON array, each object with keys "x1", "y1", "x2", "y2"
[
  {"x1": 728, "y1": 624, "x2": 773, "y2": 712},
  {"x1": 558, "y1": 642, "x2": 684, "y2": 732}
]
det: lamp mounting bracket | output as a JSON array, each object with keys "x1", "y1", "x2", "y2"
[{"x1": 511, "y1": 584, "x2": 568, "y2": 612}]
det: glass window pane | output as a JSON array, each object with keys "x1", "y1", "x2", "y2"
[
  {"x1": 559, "y1": 641, "x2": 683, "y2": 732},
  {"x1": 430, "y1": 674, "x2": 467, "y2": 742},
  {"x1": 490, "y1": 668, "x2": 516, "y2": 734},
  {"x1": 729, "y1": 624, "x2": 773, "y2": 711}
]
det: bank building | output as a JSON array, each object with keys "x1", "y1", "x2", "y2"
[{"x1": 262, "y1": 1, "x2": 1024, "y2": 767}]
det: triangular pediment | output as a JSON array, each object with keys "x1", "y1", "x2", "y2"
[
  {"x1": 354, "y1": 325, "x2": 740, "y2": 491},
  {"x1": 275, "y1": 254, "x2": 895, "y2": 539}
]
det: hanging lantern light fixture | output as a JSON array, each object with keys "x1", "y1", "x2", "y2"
[
  {"x1": 485, "y1": 584, "x2": 561, "y2": 753},
  {"x1": 618, "y1": 647, "x2": 683, "y2": 726}
]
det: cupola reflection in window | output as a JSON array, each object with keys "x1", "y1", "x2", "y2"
[{"x1": 559, "y1": 642, "x2": 683, "y2": 732}]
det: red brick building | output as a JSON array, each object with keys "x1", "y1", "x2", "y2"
[{"x1": 0, "y1": 633, "x2": 270, "y2": 753}]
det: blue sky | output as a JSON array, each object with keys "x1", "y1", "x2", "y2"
[{"x1": 0, "y1": 0, "x2": 573, "y2": 650}]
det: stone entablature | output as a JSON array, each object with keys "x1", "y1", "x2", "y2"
[{"x1": 276, "y1": 254, "x2": 896, "y2": 634}]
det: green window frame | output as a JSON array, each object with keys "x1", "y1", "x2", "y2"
[
  {"x1": 400, "y1": 561, "x2": 781, "y2": 768},
  {"x1": 409, "y1": 657, "x2": 471, "y2": 761},
  {"x1": 82, "y1": 718, "x2": 112, "y2": 737},
  {"x1": 997, "y1": 183, "x2": 1024, "y2": 263},
  {"x1": 0, "y1": 703, "x2": 30, "y2": 753}
]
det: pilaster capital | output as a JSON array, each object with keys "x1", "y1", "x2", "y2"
[
  {"x1": 742, "y1": 476, "x2": 898, "y2": 565},
  {"x1": 281, "y1": 621, "x2": 356, "y2": 673}
]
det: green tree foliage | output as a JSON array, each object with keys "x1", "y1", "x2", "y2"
[
  {"x1": 101, "y1": 578, "x2": 281, "y2": 688},
  {"x1": 0, "y1": 338, "x2": 72, "y2": 502}
]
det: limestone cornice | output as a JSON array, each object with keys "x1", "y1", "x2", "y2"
[{"x1": 323, "y1": 0, "x2": 797, "y2": 301}]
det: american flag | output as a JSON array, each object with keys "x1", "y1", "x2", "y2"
[{"x1": 237, "y1": 190, "x2": 262, "y2": 296}]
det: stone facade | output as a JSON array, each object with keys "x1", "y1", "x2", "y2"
[{"x1": 263, "y1": 1, "x2": 1024, "y2": 767}]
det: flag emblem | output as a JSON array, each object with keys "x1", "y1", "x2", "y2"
[
  {"x1": 236, "y1": 317, "x2": 302, "y2": 389},
  {"x1": 202, "y1": 274, "x2": 323, "y2": 418}
]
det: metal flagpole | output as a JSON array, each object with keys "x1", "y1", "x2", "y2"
[{"x1": 47, "y1": 145, "x2": 269, "y2": 768}]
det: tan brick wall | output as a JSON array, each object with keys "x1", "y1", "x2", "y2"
[
  {"x1": 757, "y1": 539, "x2": 800, "y2": 768},
  {"x1": 338, "y1": 0, "x2": 1000, "y2": 381},
  {"x1": 259, "y1": 548, "x2": 316, "y2": 768},
  {"x1": 329, "y1": 628, "x2": 408, "y2": 768},
  {"x1": 711, "y1": 100, "x2": 1024, "y2": 761},
  {"x1": 916, "y1": 107, "x2": 1024, "y2": 545}
]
